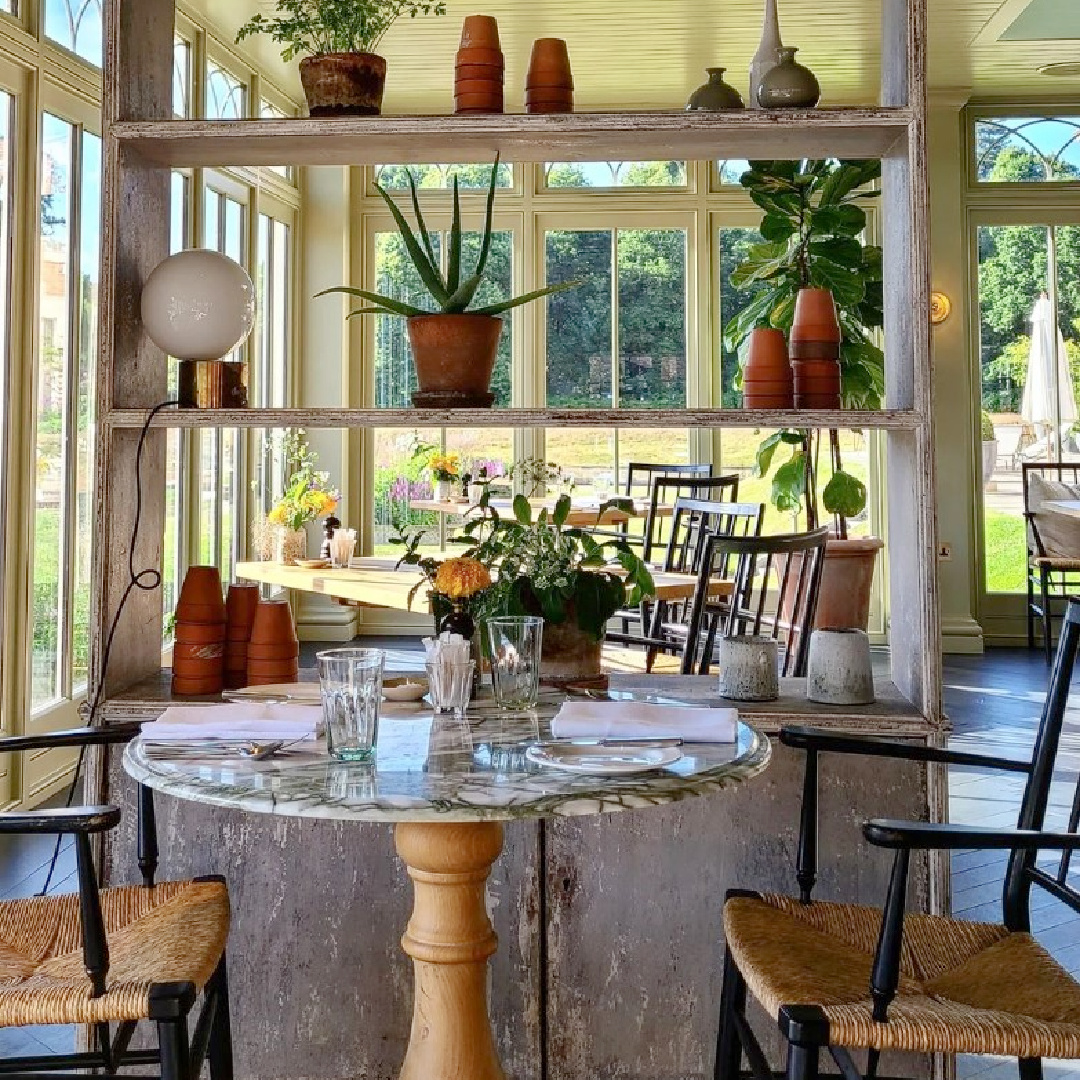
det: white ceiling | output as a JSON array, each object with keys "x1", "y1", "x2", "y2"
[{"x1": 196, "y1": 0, "x2": 1080, "y2": 110}]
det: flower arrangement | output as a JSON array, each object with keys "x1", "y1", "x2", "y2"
[
  {"x1": 427, "y1": 451, "x2": 461, "y2": 484},
  {"x1": 267, "y1": 431, "x2": 340, "y2": 533}
]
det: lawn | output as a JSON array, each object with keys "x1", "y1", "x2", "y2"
[{"x1": 984, "y1": 509, "x2": 1026, "y2": 594}]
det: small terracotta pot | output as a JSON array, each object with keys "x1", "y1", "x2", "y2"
[
  {"x1": 526, "y1": 100, "x2": 574, "y2": 114},
  {"x1": 249, "y1": 599, "x2": 298, "y2": 645},
  {"x1": 455, "y1": 63, "x2": 504, "y2": 82},
  {"x1": 175, "y1": 621, "x2": 227, "y2": 644},
  {"x1": 793, "y1": 358, "x2": 841, "y2": 378},
  {"x1": 790, "y1": 340, "x2": 840, "y2": 360},
  {"x1": 177, "y1": 566, "x2": 225, "y2": 623},
  {"x1": 460, "y1": 14, "x2": 500, "y2": 49},
  {"x1": 172, "y1": 677, "x2": 224, "y2": 697},
  {"x1": 247, "y1": 642, "x2": 301, "y2": 661},
  {"x1": 247, "y1": 658, "x2": 301, "y2": 678},
  {"x1": 226, "y1": 583, "x2": 260, "y2": 631},
  {"x1": 300, "y1": 52, "x2": 386, "y2": 117},
  {"x1": 173, "y1": 643, "x2": 225, "y2": 669},
  {"x1": 526, "y1": 72, "x2": 574, "y2": 90},
  {"x1": 455, "y1": 92, "x2": 503, "y2": 109},
  {"x1": 455, "y1": 78, "x2": 505, "y2": 96},
  {"x1": 790, "y1": 287, "x2": 841, "y2": 344},
  {"x1": 227, "y1": 625, "x2": 256, "y2": 641},
  {"x1": 407, "y1": 314, "x2": 502, "y2": 408},
  {"x1": 525, "y1": 90, "x2": 574, "y2": 105},
  {"x1": 455, "y1": 46, "x2": 505, "y2": 68},
  {"x1": 528, "y1": 38, "x2": 572, "y2": 84},
  {"x1": 744, "y1": 396, "x2": 798, "y2": 409},
  {"x1": 247, "y1": 672, "x2": 300, "y2": 688}
]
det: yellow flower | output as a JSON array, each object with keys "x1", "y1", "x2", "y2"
[
  {"x1": 434, "y1": 557, "x2": 492, "y2": 600},
  {"x1": 267, "y1": 503, "x2": 287, "y2": 525},
  {"x1": 428, "y1": 451, "x2": 461, "y2": 480}
]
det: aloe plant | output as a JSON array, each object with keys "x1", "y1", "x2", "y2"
[{"x1": 319, "y1": 156, "x2": 578, "y2": 318}]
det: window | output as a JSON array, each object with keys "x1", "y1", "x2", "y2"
[
  {"x1": 975, "y1": 116, "x2": 1080, "y2": 182},
  {"x1": 716, "y1": 160, "x2": 752, "y2": 186},
  {"x1": 206, "y1": 59, "x2": 246, "y2": 120},
  {"x1": 543, "y1": 161, "x2": 687, "y2": 189},
  {"x1": 44, "y1": 0, "x2": 102, "y2": 66},
  {"x1": 375, "y1": 162, "x2": 513, "y2": 190},
  {"x1": 174, "y1": 37, "x2": 192, "y2": 119},
  {"x1": 32, "y1": 115, "x2": 100, "y2": 707}
]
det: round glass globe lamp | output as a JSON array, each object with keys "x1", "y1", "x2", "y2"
[{"x1": 140, "y1": 249, "x2": 255, "y2": 360}]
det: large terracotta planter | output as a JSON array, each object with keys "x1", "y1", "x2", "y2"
[
  {"x1": 815, "y1": 537, "x2": 884, "y2": 631},
  {"x1": 300, "y1": 52, "x2": 386, "y2": 117},
  {"x1": 407, "y1": 314, "x2": 502, "y2": 409},
  {"x1": 540, "y1": 617, "x2": 604, "y2": 688}
]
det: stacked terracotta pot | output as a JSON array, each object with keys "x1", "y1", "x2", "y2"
[
  {"x1": 789, "y1": 287, "x2": 842, "y2": 409},
  {"x1": 455, "y1": 16, "x2": 504, "y2": 114},
  {"x1": 742, "y1": 328, "x2": 794, "y2": 408},
  {"x1": 247, "y1": 599, "x2": 299, "y2": 686},
  {"x1": 224, "y1": 583, "x2": 260, "y2": 690},
  {"x1": 526, "y1": 38, "x2": 573, "y2": 114},
  {"x1": 173, "y1": 566, "x2": 225, "y2": 696}
]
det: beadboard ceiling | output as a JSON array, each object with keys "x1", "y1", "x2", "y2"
[{"x1": 201, "y1": 0, "x2": 1080, "y2": 110}]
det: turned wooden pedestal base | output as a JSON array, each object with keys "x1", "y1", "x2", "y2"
[{"x1": 395, "y1": 821, "x2": 506, "y2": 1080}]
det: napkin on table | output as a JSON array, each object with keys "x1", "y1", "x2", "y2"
[
  {"x1": 551, "y1": 700, "x2": 737, "y2": 743},
  {"x1": 141, "y1": 703, "x2": 322, "y2": 743}
]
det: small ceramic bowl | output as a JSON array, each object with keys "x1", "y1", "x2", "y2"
[
  {"x1": 383, "y1": 676, "x2": 429, "y2": 702},
  {"x1": 296, "y1": 558, "x2": 332, "y2": 570}
]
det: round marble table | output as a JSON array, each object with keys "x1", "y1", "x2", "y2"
[{"x1": 124, "y1": 705, "x2": 770, "y2": 1080}]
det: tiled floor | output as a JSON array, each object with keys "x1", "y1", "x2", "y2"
[{"x1": 0, "y1": 646, "x2": 1076, "y2": 1075}]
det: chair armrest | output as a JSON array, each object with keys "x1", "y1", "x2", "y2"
[
  {"x1": 0, "y1": 722, "x2": 143, "y2": 756},
  {"x1": 864, "y1": 820, "x2": 1080, "y2": 851},
  {"x1": 0, "y1": 805, "x2": 121, "y2": 835},
  {"x1": 780, "y1": 725, "x2": 1030, "y2": 773}
]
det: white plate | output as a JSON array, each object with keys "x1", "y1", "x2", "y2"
[{"x1": 525, "y1": 743, "x2": 682, "y2": 775}]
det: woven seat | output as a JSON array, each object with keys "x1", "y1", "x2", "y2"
[
  {"x1": 724, "y1": 893, "x2": 1080, "y2": 1058},
  {"x1": 1033, "y1": 556, "x2": 1080, "y2": 569},
  {"x1": 0, "y1": 879, "x2": 229, "y2": 1028}
]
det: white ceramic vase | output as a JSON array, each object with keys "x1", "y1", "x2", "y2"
[
  {"x1": 806, "y1": 629, "x2": 875, "y2": 705},
  {"x1": 718, "y1": 635, "x2": 779, "y2": 702},
  {"x1": 749, "y1": 0, "x2": 784, "y2": 111},
  {"x1": 434, "y1": 479, "x2": 454, "y2": 502}
]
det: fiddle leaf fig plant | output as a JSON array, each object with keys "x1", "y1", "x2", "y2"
[{"x1": 725, "y1": 159, "x2": 885, "y2": 534}]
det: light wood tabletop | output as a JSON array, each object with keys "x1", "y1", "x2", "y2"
[{"x1": 235, "y1": 558, "x2": 731, "y2": 613}]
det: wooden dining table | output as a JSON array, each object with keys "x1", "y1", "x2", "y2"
[{"x1": 235, "y1": 558, "x2": 733, "y2": 613}]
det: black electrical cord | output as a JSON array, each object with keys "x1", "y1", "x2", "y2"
[{"x1": 40, "y1": 400, "x2": 179, "y2": 895}]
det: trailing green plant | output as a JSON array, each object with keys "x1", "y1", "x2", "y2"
[
  {"x1": 394, "y1": 490, "x2": 654, "y2": 642},
  {"x1": 319, "y1": 156, "x2": 580, "y2": 318},
  {"x1": 236, "y1": 0, "x2": 446, "y2": 61},
  {"x1": 724, "y1": 159, "x2": 884, "y2": 534}
]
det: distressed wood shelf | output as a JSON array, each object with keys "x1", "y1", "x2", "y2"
[
  {"x1": 105, "y1": 406, "x2": 921, "y2": 430},
  {"x1": 102, "y1": 671, "x2": 930, "y2": 735},
  {"x1": 110, "y1": 108, "x2": 913, "y2": 168}
]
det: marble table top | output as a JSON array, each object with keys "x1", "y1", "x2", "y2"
[{"x1": 123, "y1": 694, "x2": 771, "y2": 824}]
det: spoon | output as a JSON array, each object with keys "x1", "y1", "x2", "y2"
[{"x1": 238, "y1": 736, "x2": 311, "y2": 760}]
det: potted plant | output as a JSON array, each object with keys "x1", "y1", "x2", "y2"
[
  {"x1": 320, "y1": 156, "x2": 579, "y2": 407},
  {"x1": 725, "y1": 158, "x2": 886, "y2": 630},
  {"x1": 396, "y1": 487, "x2": 655, "y2": 686},
  {"x1": 981, "y1": 409, "x2": 998, "y2": 491},
  {"x1": 236, "y1": 0, "x2": 447, "y2": 117},
  {"x1": 260, "y1": 430, "x2": 340, "y2": 563}
]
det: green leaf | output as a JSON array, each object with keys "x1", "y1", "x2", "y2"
[
  {"x1": 447, "y1": 176, "x2": 462, "y2": 295},
  {"x1": 552, "y1": 495, "x2": 570, "y2": 527},
  {"x1": 809, "y1": 204, "x2": 866, "y2": 237},
  {"x1": 760, "y1": 213, "x2": 797, "y2": 242},
  {"x1": 316, "y1": 286, "x2": 428, "y2": 317},
  {"x1": 406, "y1": 169, "x2": 442, "y2": 287},
  {"x1": 512, "y1": 494, "x2": 532, "y2": 525},
  {"x1": 373, "y1": 181, "x2": 450, "y2": 308},
  {"x1": 818, "y1": 160, "x2": 881, "y2": 205},
  {"x1": 470, "y1": 279, "x2": 581, "y2": 317},
  {"x1": 443, "y1": 273, "x2": 483, "y2": 313},
  {"x1": 771, "y1": 452, "x2": 807, "y2": 513},
  {"x1": 808, "y1": 236, "x2": 864, "y2": 269},
  {"x1": 823, "y1": 469, "x2": 867, "y2": 518},
  {"x1": 808, "y1": 260, "x2": 865, "y2": 307},
  {"x1": 755, "y1": 431, "x2": 785, "y2": 476},
  {"x1": 470, "y1": 154, "x2": 500, "y2": 287}
]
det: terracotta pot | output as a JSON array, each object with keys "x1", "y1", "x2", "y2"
[
  {"x1": 299, "y1": 53, "x2": 386, "y2": 117},
  {"x1": 528, "y1": 38, "x2": 572, "y2": 84},
  {"x1": 455, "y1": 46, "x2": 504, "y2": 68},
  {"x1": 783, "y1": 537, "x2": 884, "y2": 632},
  {"x1": 460, "y1": 14, "x2": 500, "y2": 49},
  {"x1": 525, "y1": 90, "x2": 574, "y2": 105},
  {"x1": 172, "y1": 677, "x2": 224, "y2": 697},
  {"x1": 790, "y1": 287, "x2": 841, "y2": 344},
  {"x1": 790, "y1": 340, "x2": 840, "y2": 360},
  {"x1": 456, "y1": 63, "x2": 504, "y2": 81},
  {"x1": 247, "y1": 642, "x2": 301, "y2": 661},
  {"x1": 455, "y1": 78, "x2": 505, "y2": 96},
  {"x1": 540, "y1": 615, "x2": 604, "y2": 687},
  {"x1": 744, "y1": 328, "x2": 793, "y2": 407},
  {"x1": 226, "y1": 583, "x2": 260, "y2": 634},
  {"x1": 247, "y1": 658, "x2": 301, "y2": 678},
  {"x1": 455, "y1": 94, "x2": 504, "y2": 112},
  {"x1": 406, "y1": 314, "x2": 502, "y2": 408},
  {"x1": 526, "y1": 100, "x2": 575, "y2": 114},
  {"x1": 744, "y1": 395, "x2": 797, "y2": 409},
  {"x1": 176, "y1": 566, "x2": 225, "y2": 623},
  {"x1": 249, "y1": 599, "x2": 298, "y2": 645},
  {"x1": 175, "y1": 621, "x2": 227, "y2": 644},
  {"x1": 793, "y1": 356, "x2": 841, "y2": 409},
  {"x1": 247, "y1": 672, "x2": 300, "y2": 688},
  {"x1": 173, "y1": 641, "x2": 225, "y2": 665}
]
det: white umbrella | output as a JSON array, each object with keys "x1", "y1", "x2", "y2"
[{"x1": 1021, "y1": 293, "x2": 1078, "y2": 434}]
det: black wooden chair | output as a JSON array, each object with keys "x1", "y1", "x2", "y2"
[
  {"x1": 715, "y1": 597, "x2": 1080, "y2": 1080},
  {"x1": 1023, "y1": 462, "x2": 1080, "y2": 662},
  {"x1": 640, "y1": 499, "x2": 766, "y2": 672},
  {"x1": 682, "y1": 528, "x2": 828, "y2": 677},
  {"x1": 0, "y1": 723, "x2": 232, "y2": 1080}
]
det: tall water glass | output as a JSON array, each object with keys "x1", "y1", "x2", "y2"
[
  {"x1": 486, "y1": 616, "x2": 543, "y2": 709},
  {"x1": 317, "y1": 648, "x2": 385, "y2": 761}
]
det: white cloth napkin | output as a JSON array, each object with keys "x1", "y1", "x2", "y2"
[
  {"x1": 551, "y1": 700, "x2": 737, "y2": 743},
  {"x1": 142, "y1": 703, "x2": 322, "y2": 742}
]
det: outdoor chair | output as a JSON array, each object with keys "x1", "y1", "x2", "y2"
[
  {"x1": 716, "y1": 596, "x2": 1080, "y2": 1080},
  {"x1": 1023, "y1": 462, "x2": 1080, "y2": 662},
  {"x1": 0, "y1": 723, "x2": 232, "y2": 1080}
]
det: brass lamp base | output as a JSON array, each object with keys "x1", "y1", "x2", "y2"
[{"x1": 178, "y1": 360, "x2": 248, "y2": 409}]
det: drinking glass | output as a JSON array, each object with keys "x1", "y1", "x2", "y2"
[
  {"x1": 317, "y1": 648, "x2": 385, "y2": 761},
  {"x1": 425, "y1": 660, "x2": 475, "y2": 720},
  {"x1": 486, "y1": 616, "x2": 543, "y2": 709}
]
